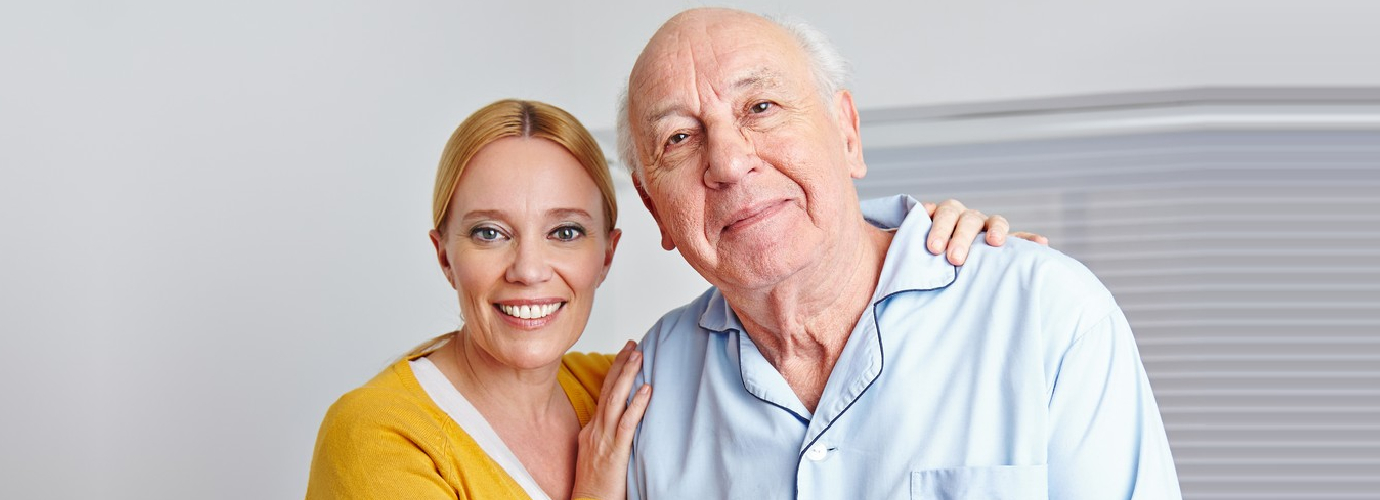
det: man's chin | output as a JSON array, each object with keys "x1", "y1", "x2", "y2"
[{"x1": 708, "y1": 243, "x2": 817, "y2": 291}]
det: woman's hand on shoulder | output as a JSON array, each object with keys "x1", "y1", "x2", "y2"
[
  {"x1": 571, "y1": 340, "x2": 651, "y2": 500},
  {"x1": 924, "y1": 198, "x2": 1050, "y2": 266}
]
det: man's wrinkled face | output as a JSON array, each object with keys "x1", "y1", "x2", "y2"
[{"x1": 627, "y1": 10, "x2": 866, "y2": 292}]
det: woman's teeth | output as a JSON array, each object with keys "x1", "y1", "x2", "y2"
[{"x1": 499, "y1": 303, "x2": 563, "y2": 320}]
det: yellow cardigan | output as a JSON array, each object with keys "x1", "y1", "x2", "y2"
[{"x1": 306, "y1": 351, "x2": 613, "y2": 499}]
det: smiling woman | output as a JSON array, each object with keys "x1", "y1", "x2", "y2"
[
  {"x1": 433, "y1": 136, "x2": 618, "y2": 372},
  {"x1": 305, "y1": 100, "x2": 648, "y2": 500}
]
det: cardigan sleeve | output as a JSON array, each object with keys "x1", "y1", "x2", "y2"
[
  {"x1": 305, "y1": 387, "x2": 460, "y2": 500},
  {"x1": 562, "y1": 351, "x2": 616, "y2": 400}
]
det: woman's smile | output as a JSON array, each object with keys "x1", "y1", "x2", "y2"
[{"x1": 493, "y1": 300, "x2": 567, "y2": 328}]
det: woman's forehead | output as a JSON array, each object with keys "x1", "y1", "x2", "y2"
[{"x1": 450, "y1": 137, "x2": 605, "y2": 222}]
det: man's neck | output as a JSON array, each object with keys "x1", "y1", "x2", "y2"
[{"x1": 723, "y1": 222, "x2": 894, "y2": 412}]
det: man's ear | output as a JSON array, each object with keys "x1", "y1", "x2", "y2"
[
  {"x1": 634, "y1": 178, "x2": 677, "y2": 251},
  {"x1": 429, "y1": 228, "x2": 457, "y2": 288},
  {"x1": 835, "y1": 89, "x2": 866, "y2": 179}
]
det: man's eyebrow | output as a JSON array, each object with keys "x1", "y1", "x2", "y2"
[
  {"x1": 643, "y1": 104, "x2": 684, "y2": 128},
  {"x1": 732, "y1": 68, "x2": 782, "y2": 92}
]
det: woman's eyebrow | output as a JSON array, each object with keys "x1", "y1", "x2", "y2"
[
  {"x1": 548, "y1": 208, "x2": 594, "y2": 221},
  {"x1": 458, "y1": 209, "x2": 505, "y2": 222}
]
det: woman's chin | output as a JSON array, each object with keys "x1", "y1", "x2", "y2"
[
  {"x1": 474, "y1": 311, "x2": 584, "y2": 369},
  {"x1": 486, "y1": 338, "x2": 576, "y2": 371}
]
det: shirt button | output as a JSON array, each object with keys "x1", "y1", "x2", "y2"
[{"x1": 805, "y1": 444, "x2": 828, "y2": 462}]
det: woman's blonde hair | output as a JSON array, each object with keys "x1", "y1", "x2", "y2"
[
  {"x1": 406, "y1": 99, "x2": 619, "y2": 359},
  {"x1": 431, "y1": 99, "x2": 618, "y2": 232}
]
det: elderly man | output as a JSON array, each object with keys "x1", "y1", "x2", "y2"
[{"x1": 618, "y1": 8, "x2": 1180, "y2": 499}]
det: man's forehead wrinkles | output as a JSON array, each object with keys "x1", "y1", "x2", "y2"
[
  {"x1": 640, "y1": 42, "x2": 711, "y2": 128},
  {"x1": 688, "y1": 35, "x2": 728, "y2": 109},
  {"x1": 641, "y1": 76, "x2": 698, "y2": 127}
]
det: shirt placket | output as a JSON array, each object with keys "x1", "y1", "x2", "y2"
[{"x1": 794, "y1": 308, "x2": 884, "y2": 499}]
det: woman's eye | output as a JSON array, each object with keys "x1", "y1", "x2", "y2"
[
  {"x1": 667, "y1": 133, "x2": 689, "y2": 145},
  {"x1": 551, "y1": 226, "x2": 585, "y2": 242},
  {"x1": 750, "y1": 101, "x2": 772, "y2": 113},
  {"x1": 471, "y1": 227, "x2": 504, "y2": 242}
]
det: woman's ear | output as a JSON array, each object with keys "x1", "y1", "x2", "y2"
[
  {"x1": 429, "y1": 228, "x2": 457, "y2": 288},
  {"x1": 598, "y1": 228, "x2": 622, "y2": 286}
]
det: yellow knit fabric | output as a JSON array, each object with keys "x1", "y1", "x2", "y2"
[{"x1": 306, "y1": 351, "x2": 615, "y2": 499}]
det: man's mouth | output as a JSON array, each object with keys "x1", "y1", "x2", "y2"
[
  {"x1": 495, "y1": 302, "x2": 565, "y2": 320},
  {"x1": 724, "y1": 199, "x2": 790, "y2": 233}
]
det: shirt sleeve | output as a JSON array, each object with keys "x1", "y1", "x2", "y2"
[
  {"x1": 305, "y1": 389, "x2": 459, "y2": 500},
  {"x1": 1046, "y1": 305, "x2": 1183, "y2": 499}
]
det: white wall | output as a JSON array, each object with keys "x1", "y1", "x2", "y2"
[{"x1": 1, "y1": 1, "x2": 1376, "y2": 498}]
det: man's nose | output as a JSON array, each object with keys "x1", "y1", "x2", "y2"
[
  {"x1": 704, "y1": 126, "x2": 756, "y2": 189},
  {"x1": 505, "y1": 238, "x2": 554, "y2": 285}
]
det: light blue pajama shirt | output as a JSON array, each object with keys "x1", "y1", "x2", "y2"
[{"x1": 628, "y1": 195, "x2": 1180, "y2": 499}]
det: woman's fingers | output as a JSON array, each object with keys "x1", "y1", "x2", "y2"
[
  {"x1": 925, "y1": 200, "x2": 1046, "y2": 266},
  {"x1": 982, "y1": 215, "x2": 1010, "y2": 247},
  {"x1": 600, "y1": 347, "x2": 643, "y2": 435},
  {"x1": 618, "y1": 385, "x2": 652, "y2": 443},
  {"x1": 1011, "y1": 231, "x2": 1050, "y2": 246},
  {"x1": 598, "y1": 340, "x2": 635, "y2": 402},
  {"x1": 570, "y1": 343, "x2": 650, "y2": 500},
  {"x1": 944, "y1": 208, "x2": 989, "y2": 266},
  {"x1": 926, "y1": 199, "x2": 966, "y2": 255}
]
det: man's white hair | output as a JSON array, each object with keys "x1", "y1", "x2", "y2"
[{"x1": 615, "y1": 14, "x2": 853, "y2": 182}]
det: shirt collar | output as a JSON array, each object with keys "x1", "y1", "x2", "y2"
[
  {"x1": 697, "y1": 195, "x2": 956, "y2": 333},
  {"x1": 699, "y1": 286, "x2": 740, "y2": 333},
  {"x1": 865, "y1": 195, "x2": 959, "y2": 299}
]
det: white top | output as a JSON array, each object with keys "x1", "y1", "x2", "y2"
[{"x1": 410, "y1": 357, "x2": 551, "y2": 500}]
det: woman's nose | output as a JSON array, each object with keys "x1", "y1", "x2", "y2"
[{"x1": 505, "y1": 237, "x2": 554, "y2": 285}]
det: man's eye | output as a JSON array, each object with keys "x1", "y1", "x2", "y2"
[
  {"x1": 551, "y1": 226, "x2": 585, "y2": 241},
  {"x1": 667, "y1": 133, "x2": 689, "y2": 145},
  {"x1": 750, "y1": 101, "x2": 772, "y2": 113},
  {"x1": 471, "y1": 227, "x2": 504, "y2": 242}
]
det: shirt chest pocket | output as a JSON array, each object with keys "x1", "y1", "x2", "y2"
[{"x1": 911, "y1": 465, "x2": 1048, "y2": 500}]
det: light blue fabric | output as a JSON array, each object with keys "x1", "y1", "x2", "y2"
[{"x1": 628, "y1": 195, "x2": 1181, "y2": 499}]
